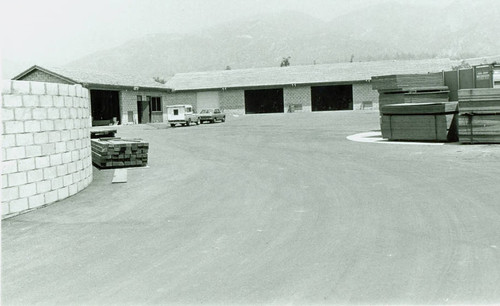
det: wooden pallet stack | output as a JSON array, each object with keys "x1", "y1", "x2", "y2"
[
  {"x1": 372, "y1": 73, "x2": 449, "y2": 109},
  {"x1": 91, "y1": 138, "x2": 149, "y2": 168},
  {"x1": 380, "y1": 102, "x2": 458, "y2": 142},
  {"x1": 458, "y1": 88, "x2": 500, "y2": 143}
]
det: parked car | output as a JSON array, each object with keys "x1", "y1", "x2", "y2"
[
  {"x1": 166, "y1": 105, "x2": 200, "y2": 127},
  {"x1": 199, "y1": 109, "x2": 226, "y2": 123}
]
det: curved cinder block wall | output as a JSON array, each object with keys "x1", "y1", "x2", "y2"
[{"x1": 1, "y1": 80, "x2": 93, "y2": 218}]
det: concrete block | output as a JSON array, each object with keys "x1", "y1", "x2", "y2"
[
  {"x1": 44, "y1": 190, "x2": 58, "y2": 204},
  {"x1": 8, "y1": 172, "x2": 27, "y2": 187},
  {"x1": 15, "y1": 108, "x2": 32, "y2": 120},
  {"x1": 62, "y1": 152, "x2": 72, "y2": 163},
  {"x1": 70, "y1": 108, "x2": 77, "y2": 119},
  {"x1": 39, "y1": 95, "x2": 53, "y2": 107},
  {"x1": 65, "y1": 119, "x2": 74, "y2": 129},
  {"x1": 51, "y1": 177, "x2": 63, "y2": 189},
  {"x1": 57, "y1": 187, "x2": 69, "y2": 200},
  {"x1": 60, "y1": 108, "x2": 69, "y2": 119},
  {"x1": 22, "y1": 95, "x2": 39, "y2": 107},
  {"x1": 2, "y1": 174, "x2": 8, "y2": 188},
  {"x1": 27, "y1": 169, "x2": 44, "y2": 183},
  {"x1": 63, "y1": 174, "x2": 73, "y2": 186},
  {"x1": 82, "y1": 88, "x2": 89, "y2": 99},
  {"x1": 49, "y1": 153, "x2": 62, "y2": 166},
  {"x1": 69, "y1": 183, "x2": 78, "y2": 196},
  {"x1": 19, "y1": 182, "x2": 37, "y2": 198},
  {"x1": 55, "y1": 141, "x2": 67, "y2": 153},
  {"x1": 76, "y1": 160, "x2": 83, "y2": 171},
  {"x1": 35, "y1": 156, "x2": 50, "y2": 168},
  {"x1": 53, "y1": 96, "x2": 65, "y2": 107},
  {"x1": 33, "y1": 108, "x2": 48, "y2": 120},
  {"x1": 25, "y1": 145, "x2": 42, "y2": 157},
  {"x1": 70, "y1": 129, "x2": 79, "y2": 140},
  {"x1": 66, "y1": 140, "x2": 75, "y2": 151},
  {"x1": 48, "y1": 131, "x2": 62, "y2": 143},
  {"x1": 12, "y1": 81, "x2": 31, "y2": 94},
  {"x1": 75, "y1": 84, "x2": 83, "y2": 97},
  {"x1": 2, "y1": 201, "x2": 10, "y2": 216},
  {"x1": 6, "y1": 146, "x2": 26, "y2": 160},
  {"x1": 41, "y1": 143, "x2": 56, "y2": 155},
  {"x1": 58, "y1": 84, "x2": 69, "y2": 96},
  {"x1": 43, "y1": 166, "x2": 57, "y2": 180},
  {"x1": 69, "y1": 85, "x2": 77, "y2": 97},
  {"x1": 64, "y1": 96, "x2": 73, "y2": 107},
  {"x1": 2, "y1": 160, "x2": 18, "y2": 174},
  {"x1": 72, "y1": 171, "x2": 81, "y2": 182},
  {"x1": 56, "y1": 164, "x2": 68, "y2": 176},
  {"x1": 9, "y1": 198, "x2": 29, "y2": 213},
  {"x1": 2, "y1": 80, "x2": 12, "y2": 94},
  {"x1": 2, "y1": 186, "x2": 19, "y2": 201},
  {"x1": 30, "y1": 82, "x2": 46, "y2": 95},
  {"x1": 18, "y1": 158, "x2": 36, "y2": 171},
  {"x1": 47, "y1": 108, "x2": 60, "y2": 119},
  {"x1": 4, "y1": 121, "x2": 24, "y2": 134},
  {"x1": 40, "y1": 120, "x2": 55, "y2": 131},
  {"x1": 3, "y1": 134, "x2": 16, "y2": 147},
  {"x1": 36, "y1": 180, "x2": 51, "y2": 193},
  {"x1": 24, "y1": 120, "x2": 41, "y2": 133},
  {"x1": 2, "y1": 95, "x2": 23, "y2": 107},
  {"x1": 28, "y1": 194, "x2": 46, "y2": 209},
  {"x1": 2, "y1": 108, "x2": 15, "y2": 121},
  {"x1": 54, "y1": 119, "x2": 65, "y2": 130},
  {"x1": 33, "y1": 132, "x2": 49, "y2": 144},
  {"x1": 16, "y1": 133, "x2": 34, "y2": 146},
  {"x1": 71, "y1": 150, "x2": 80, "y2": 161},
  {"x1": 46, "y1": 83, "x2": 58, "y2": 95},
  {"x1": 67, "y1": 161, "x2": 77, "y2": 173}
]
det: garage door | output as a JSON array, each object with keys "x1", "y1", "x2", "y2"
[{"x1": 197, "y1": 91, "x2": 220, "y2": 111}]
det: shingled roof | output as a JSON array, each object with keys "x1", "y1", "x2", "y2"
[
  {"x1": 13, "y1": 65, "x2": 168, "y2": 90},
  {"x1": 166, "y1": 58, "x2": 457, "y2": 91}
]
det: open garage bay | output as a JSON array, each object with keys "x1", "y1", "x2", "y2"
[{"x1": 2, "y1": 111, "x2": 500, "y2": 305}]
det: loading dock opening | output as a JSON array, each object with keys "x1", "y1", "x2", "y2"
[
  {"x1": 311, "y1": 85, "x2": 353, "y2": 111},
  {"x1": 90, "y1": 90, "x2": 120, "y2": 126},
  {"x1": 244, "y1": 88, "x2": 284, "y2": 114}
]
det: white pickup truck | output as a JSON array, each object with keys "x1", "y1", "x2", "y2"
[{"x1": 166, "y1": 105, "x2": 201, "y2": 127}]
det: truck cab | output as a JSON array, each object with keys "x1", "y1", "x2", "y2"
[{"x1": 166, "y1": 105, "x2": 200, "y2": 127}]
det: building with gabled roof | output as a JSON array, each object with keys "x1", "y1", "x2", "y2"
[
  {"x1": 13, "y1": 65, "x2": 170, "y2": 125},
  {"x1": 166, "y1": 58, "x2": 457, "y2": 114}
]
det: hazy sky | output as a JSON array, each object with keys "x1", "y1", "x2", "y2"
[{"x1": 1, "y1": 0, "x2": 455, "y2": 73}]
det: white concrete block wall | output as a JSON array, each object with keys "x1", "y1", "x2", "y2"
[{"x1": 1, "y1": 80, "x2": 93, "y2": 218}]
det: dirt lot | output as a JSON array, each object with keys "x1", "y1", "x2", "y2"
[{"x1": 2, "y1": 110, "x2": 500, "y2": 305}]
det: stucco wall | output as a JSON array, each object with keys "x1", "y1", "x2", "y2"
[
  {"x1": 120, "y1": 89, "x2": 170, "y2": 124},
  {"x1": 1, "y1": 80, "x2": 93, "y2": 218}
]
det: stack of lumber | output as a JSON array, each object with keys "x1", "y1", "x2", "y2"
[
  {"x1": 380, "y1": 102, "x2": 458, "y2": 142},
  {"x1": 90, "y1": 129, "x2": 117, "y2": 139},
  {"x1": 91, "y1": 138, "x2": 149, "y2": 168},
  {"x1": 458, "y1": 88, "x2": 500, "y2": 143},
  {"x1": 372, "y1": 73, "x2": 448, "y2": 109},
  {"x1": 372, "y1": 73, "x2": 444, "y2": 91}
]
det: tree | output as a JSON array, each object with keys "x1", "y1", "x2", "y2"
[
  {"x1": 280, "y1": 56, "x2": 291, "y2": 67},
  {"x1": 153, "y1": 76, "x2": 166, "y2": 84}
]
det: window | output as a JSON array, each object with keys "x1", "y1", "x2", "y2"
[
  {"x1": 173, "y1": 109, "x2": 179, "y2": 115},
  {"x1": 151, "y1": 97, "x2": 161, "y2": 112}
]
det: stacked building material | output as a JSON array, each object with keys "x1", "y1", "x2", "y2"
[
  {"x1": 372, "y1": 73, "x2": 448, "y2": 110},
  {"x1": 90, "y1": 129, "x2": 117, "y2": 139},
  {"x1": 380, "y1": 102, "x2": 458, "y2": 142},
  {"x1": 91, "y1": 138, "x2": 149, "y2": 168},
  {"x1": 458, "y1": 88, "x2": 500, "y2": 143}
]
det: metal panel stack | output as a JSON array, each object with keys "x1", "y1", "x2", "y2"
[
  {"x1": 372, "y1": 73, "x2": 449, "y2": 110},
  {"x1": 91, "y1": 138, "x2": 149, "y2": 168},
  {"x1": 380, "y1": 102, "x2": 458, "y2": 142},
  {"x1": 458, "y1": 88, "x2": 500, "y2": 143}
]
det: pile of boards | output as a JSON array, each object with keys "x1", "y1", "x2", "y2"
[
  {"x1": 380, "y1": 102, "x2": 458, "y2": 142},
  {"x1": 458, "y1": 88, "x2": 500, "y2": 143},
  {"x1": 372, "y1": 73, "x2": 449, "y2": 109},
  {"x1": 91, "y1": 138, "x2": 149, "y2": 168}
]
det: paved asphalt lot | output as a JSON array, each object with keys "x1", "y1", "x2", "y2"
[{"x1": 2, "y1": 110, "x2": 500, "y2": 305}]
